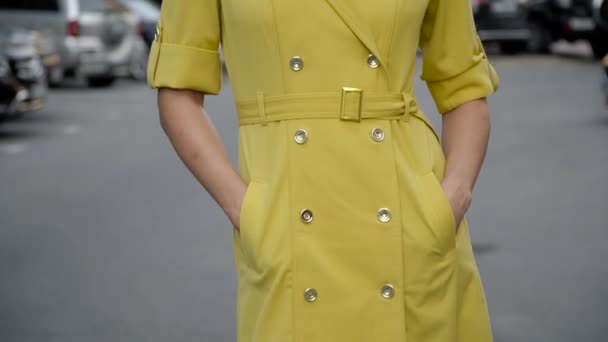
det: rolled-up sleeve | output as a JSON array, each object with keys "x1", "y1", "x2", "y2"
[
  {"x1": 146, "y1": 0, "x2": 223, "y2": 95},
  {"x1": 419, "y1": 0, "x2": 500, "y2": 114}
]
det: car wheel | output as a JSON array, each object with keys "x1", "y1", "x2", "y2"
[
  {"x1": 527, "y1": 20, "x2": 552, "y2": 54},
  {"x1": 500, "y1": 41, "x2": 527, "y2": 55},
  {"x1": 87, "y1": 76, "x2": 116, "y2": 88}
]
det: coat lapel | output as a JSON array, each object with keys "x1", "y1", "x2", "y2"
[{"x1": 325, "y1": 0, "x2": 384, "y2": 66}]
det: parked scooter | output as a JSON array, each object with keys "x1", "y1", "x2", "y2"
[
  {"x1": 0, "y1": 52, "x2": 28, "y2": 122},
  {"x1": 2, "y1": 28, "x2": 48, "y2": 116}
]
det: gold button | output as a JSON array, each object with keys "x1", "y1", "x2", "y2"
[
  {"x1": 371, "y1": 128, "x2": 384, "y2": 142},
  {"x1": 294, "y1": 129, "x2": 308, "y2": 144},
  {"x1": 290, "y1": 56, "x2": 304, "y2": 71},
  {"x1": 367, "y1": 54, "x2": 380, "y2": 68},
  {"x1": 304, "y1": 288, "x2": 318, "y2": 302},
  {"x1": 381, "y1": 284, "x2": 395, "y2": 299},
  {"x1": 300, "y1": 209, "x2": 314, "y2": 223},
  {"x1": 377, "y1": 208, "x2": 392, "y2": 223}
]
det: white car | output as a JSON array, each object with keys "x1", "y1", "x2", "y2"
[{"x1": 0, "y1": 0, "x2": 147, "y2": 87}]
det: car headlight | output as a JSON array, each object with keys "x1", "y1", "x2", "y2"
[{"x1": 0, "y1": 57, "x2": 10, "y2": 77}]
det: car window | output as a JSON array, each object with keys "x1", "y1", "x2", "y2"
[{"x1": 0, "y1": 0, "x2": 60, "y2": 11}]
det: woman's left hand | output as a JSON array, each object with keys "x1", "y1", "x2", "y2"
[{"x1": 440, "y1": 177, "x2": 473, "y2": 230}]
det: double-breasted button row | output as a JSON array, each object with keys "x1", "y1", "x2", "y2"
[
  {"x1": 303, "y1": 284, "x2": 395, "y2": 303},
  {"x1": 299, "y1": 208, "x2": 391, "y2": 224},
  {"x1": 293, "y1": 127, "x2": 391, "y2": 223},
  {"x1": 294, "y1": 128, "x2": 385, "y2": 144},
  {"x1": 289, "y1": 54, "x2": 380, "y2": 71}
]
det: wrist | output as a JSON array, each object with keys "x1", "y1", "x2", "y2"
[
  {"x1": 441, "y1": 176, "x2": 473, "y2": 203},
  {"x1": 221, "y1": 179, "x2": 247, "y2": 226}
]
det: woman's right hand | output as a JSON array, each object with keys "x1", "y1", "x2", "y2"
[{"x1": 157, "y1": 88, "x2": 249, "y2": 232}]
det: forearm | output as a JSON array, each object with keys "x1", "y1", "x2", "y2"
[
  {"x1": 158, "y1": 88, "x2": 245, "y2": 222},
  {"x1": 441, "y1": 98, "x2": 491, "y2": 198}
]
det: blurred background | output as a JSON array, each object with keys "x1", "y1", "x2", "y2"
[{"x1": 0, "y1": 0, "x2": 607, "y2": 341}]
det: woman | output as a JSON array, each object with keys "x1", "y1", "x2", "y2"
[{"x1": 147, "y1": 0, "x2": 499, "y2": 341}]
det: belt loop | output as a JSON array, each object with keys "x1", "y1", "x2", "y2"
[
  {"x1": 401, "y1": 92, "x2": 410, "y2": 122},
  {"x1": 256, "y1": 91, "x2": 266, "y2": 123}
]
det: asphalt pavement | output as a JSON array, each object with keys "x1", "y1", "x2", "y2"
[{"x1": 1, "y1": 48, "x2": 607, "y2": 342}]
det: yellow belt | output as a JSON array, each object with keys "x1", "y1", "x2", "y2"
[{"x1": 236, "y1": 87, "x2": 423, "y2": 125}]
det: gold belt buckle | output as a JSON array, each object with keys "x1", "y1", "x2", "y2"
[{"x1": 340, "y1": 87, "x2": 363, "y2": 122}]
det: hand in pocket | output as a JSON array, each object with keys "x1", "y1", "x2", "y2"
[
  {"x1": 440, "y1": 178, "x2": 472, "y2": 230},
  {"x1": 230, "y1": 182, "x2": 249, "y2": 231}
]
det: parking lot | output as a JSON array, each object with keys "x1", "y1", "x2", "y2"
[{"x1": 1, "y1": 45, "x2": 608, "y2": 341}]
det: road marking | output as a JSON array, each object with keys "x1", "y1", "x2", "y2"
[
  {"x1": 1, "y1": 143, "x2": 27, "y2": 155},
  {"x1": 62, "y1": 124, "x2": 81, "y2": 135}
]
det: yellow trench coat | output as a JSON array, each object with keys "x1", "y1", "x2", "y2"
[{"x1": 147, "y1": 0, "x2": 500, "y2": 341}]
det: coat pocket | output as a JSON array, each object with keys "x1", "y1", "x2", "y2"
[
  {"x1": 238, "y1": 181, "x2": 265, "y2": 264},
  {"x1": 416, "y1": 172, "x2": 457, "y2": 252}
]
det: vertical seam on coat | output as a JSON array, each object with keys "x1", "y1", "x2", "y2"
[
  {"x1": 384, "y1": 0, "x2": 400, "y2": 88},
  {"x1": 284, "y1": 121, "x2": 297, "y2": 342},
  {"x1": 388, "y1": 120, "x2": 409, "y2": 339},
  {"x1": 385, "y1": 0, "x2": 399, "y2": 59},
  {"x1": 270, "y1": 0, "x2": 287, "y2": 94}
]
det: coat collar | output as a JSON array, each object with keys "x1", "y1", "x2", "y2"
[{"x1": 325, "y1": 0, "x2": 384, "y2": 67}]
